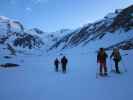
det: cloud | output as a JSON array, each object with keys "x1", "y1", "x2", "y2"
[
  {"x1": 26, "y1": 7, "x2": 32, "y2": 12},
  {"x1": 32, "y1": 0, "x2": 49, "y2": 5}
]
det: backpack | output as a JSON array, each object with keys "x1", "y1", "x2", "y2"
[
  {"x1": 98, "y1": 51, "x2": 107, "y2": 61},
  {"x1": 113, "y1": 52, "x2": 121, "y2": 61},
  {"x1": 61, "y1": 57, "x2": 68, "y2": 64}
]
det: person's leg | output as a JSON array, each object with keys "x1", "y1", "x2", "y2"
[
  {"x1": 55, "y1": 64, "x2": 58, "y2": 72},
  {"x1": 63, "y1": 64, "x2": 66, "y2": 73},
  {"x1": 103, "y1": 63, "x2": 108, "y2": 76},
  {"x1": 62, "y1": 63, "x2": 65, "y2": 73},
  {"x1": 115, "y1": 60, "x2": 120, "y2": 73},
  {"x1": 100, "y1": 63, "x2": 103, "y2": 75}
]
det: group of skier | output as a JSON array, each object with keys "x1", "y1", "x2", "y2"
[
  {"x1": 97, "y1": 47, "x2": 122, "y2": 76},
  {"x1": 54, "y1": 47, "x2": 123, "y2": 76},
  {"x1": 54, "y1": 56, "x2": 68, "y2": 73}
]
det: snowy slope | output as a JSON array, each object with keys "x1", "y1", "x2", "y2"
[
  {"x1": 49, "y1": 5, "x2": 133, "y2": 50},
  {"x1": 40, "y1": 29, "x2": 73, "y2": 50},
  {"x1": 0, "y1": 16, "x2": 132, "y2": 100},
  {"x1": 0, "y1": 40, "x2": 132, "y2": 100}
]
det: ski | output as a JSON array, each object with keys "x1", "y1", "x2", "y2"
[
  {"x1": 110, "y1": 69, "x2": 123, "y2": 74},
  {"x1": 96, "y1": 73, "x2": 111, "y2": 79}
]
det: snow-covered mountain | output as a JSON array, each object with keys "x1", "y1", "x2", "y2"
[
  {"x1": 53, "y1": 29, "x2": 73, "y2": 36},
  {"x1": 49, "y1": 5, "x2": 133, "y2": 51},
  {"x1": 40, "y1": 29, "x2": 73, "y2": 49},
  {"x1": 0, "y1": 16, "x2": 45, "y2": 55},
  {"x1": 0, "y1": 15, "x2": 75, "y2": 56},
  {"x1": 105, "y1": 37, "x2": 133, "y2": 50},
  {"x1": 1, "y1": 5, "x2": 133, "y2": 55},
  {"x1": 27, "y1": 28, "x2": 45, "y2": 35},
  {"x1": 0, "y1": 16, "x2": 24, "y2": 36},
  {"x1": 0, "y1": 16, "x2": 73, "y2": 55},
  {"x1": 48, "y1": 29, "x2": 73, "y2": 42}
]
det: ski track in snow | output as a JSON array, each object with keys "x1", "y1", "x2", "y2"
[{"x1": 0, "y1": 48, "x2": 132, "y2": 100}]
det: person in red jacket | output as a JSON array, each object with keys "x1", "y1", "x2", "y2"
[{"x1": 97, "y1": 48, "x2": 108, "y2": 76}]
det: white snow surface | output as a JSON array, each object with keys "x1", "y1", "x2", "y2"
[
  {"x1": 0, "y1": 15, "x2": 133, "y2": 100},
  {"x1": 0, "y1": 37, "x2": 133, "y2": 100}
]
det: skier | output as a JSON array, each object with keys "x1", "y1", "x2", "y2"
[
  {"x1": 110, "y1": 48, "x2": 122, "y2": 73},
  {"x1": 97, "y1": 48, "x2": 108, "y2": 76},
  {"x1": 61, "y1": 56, "x2": 68, "y2": 73},
  {"x1": 54, "y1": 58, "x2": 60, "y2": 72}
]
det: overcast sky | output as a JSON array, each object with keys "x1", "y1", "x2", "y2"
[{"x1": 0, "y1": 0, "x2": 132, "y2": 32}]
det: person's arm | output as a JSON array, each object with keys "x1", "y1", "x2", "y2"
[
  {"x1": 66, "y1": 59, "x2": 68, "y2": 64},
  {"x1": 97, "y1": 53, "x2": 99, "y2": 63},
  {"x1": 119, "y1": 52, "x2": 122, "y2": 60},
  {"x1": 105, "y1": 53, "x2": 108, "y2": 58}
]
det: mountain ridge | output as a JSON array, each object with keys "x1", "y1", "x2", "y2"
[{"x1": 49, "y1": 5, "x2": 133, "y2": 51}]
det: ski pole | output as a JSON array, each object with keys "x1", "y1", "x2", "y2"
[
  {"x1": 122, "y1": 54, "x2": 128, "y2": 57},
  {"x1": 121, "y1": 59, "x2": 127, "y2": 72},
  {"x1": 110, "y1": 58, "x2": 114, "y2": 73},
  {"x1": 96, "y1": 63, "x2": 99, "y2": 79}
]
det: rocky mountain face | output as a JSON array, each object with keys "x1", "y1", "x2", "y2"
[
  {"x1": 13, "y1": 33, "x2": 44, "y2": 49},
  {"x1": 49, "y1": 29, "x2": 73, "y2": 42},
  {"x1": 0, "y1": 16, "x2": 45, "y2": 55},
  {"x1": 0, "y1": 16, "x2": 72, "y2": 55},
  {"x1": 41, "y1": 29, "x2": 73, "y2": 49},
  {"x1": 105, "y1": 38, "x2": 133, "y2": 50},
  {"x1": 49, "y1": 5, "x2": 133, "y2": 51},
  {"x1": 110, "y1": 5, "x2": 133, "y2": 32}
]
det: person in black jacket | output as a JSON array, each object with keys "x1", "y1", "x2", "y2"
[
  {"x1": 61, "y1": 56, "x2": 68, "y2": 73},
  {"x1": 54, "y1": 58, "x2": 59, "y2": 72}
]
